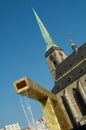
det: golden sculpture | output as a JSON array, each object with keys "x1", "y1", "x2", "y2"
[{"x1": 13, "y1": 77, "x2": 70, "y2": 130}]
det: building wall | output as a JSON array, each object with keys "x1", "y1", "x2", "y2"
[
  {"x1": 45, "y1": 46, "x2": 67, "y2": 81},
  {"x1": 4, "y1": 123, "x2": 21, "y2": 130},
  {"x1": 51, "y1": 42, "x2": 86, "y2": 129},
  {"x1": 56, "y1": 74, "x2": 86, "y2": 128}
]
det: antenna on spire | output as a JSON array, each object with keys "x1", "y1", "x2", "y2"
[{"x1": 67, "y1": 34, "x2": 78, "y2": 53}]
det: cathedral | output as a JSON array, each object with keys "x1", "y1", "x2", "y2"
[
  {"x1": 33, "y1": 9, "x2": 86, "y2": 129},
  {"x1": 13, "y1": 9, "x2": 86, "y2": 130}
]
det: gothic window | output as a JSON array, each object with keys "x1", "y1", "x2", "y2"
[
  {"x1": 59, "y1": 52, "x2": 64, "y2": 61},
  {"x1": 73, "y1": 88, "x2": 86, "y2": 115},
  {"x1": 49, "y1": 55, "x2": 54, "y2": 61},
  {"x1": 49, "y1": 55, "x2": 57, "y2": 68},
  {"x1": 61, "y1": 96, "x2": 77, "y2": 127}
]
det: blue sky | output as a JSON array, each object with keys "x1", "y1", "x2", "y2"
[{"x1": 0, "y1": 0, "x2": 86, "y2": 129}]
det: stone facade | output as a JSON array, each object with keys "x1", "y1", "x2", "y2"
[
  {"x1": 45, "y1": 46, "x2": 67, "y2": 81},
  {"x1": 51, "y1": 42, "x2": 86, "y2": 129}
]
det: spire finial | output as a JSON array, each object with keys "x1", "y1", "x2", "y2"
[
  {"x1": 33, "y1": 8, "x2": 59, "y2": 52},
  {"x1": 68, "y1": 34, "x2": 78, "y2": 53}
]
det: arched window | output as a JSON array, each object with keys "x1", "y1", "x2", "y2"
[
  {"x1": 61, "y1": 96, "x2": 77, "y2": 127},
  {"x1": 73, "y1": 88, "x2": 86, "y2": 115},
  {"x1": 49, "y1": 55, "x2": 57, "y2": 68}
]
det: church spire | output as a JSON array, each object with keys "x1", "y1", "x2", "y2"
[
  {"x1": 33, "y1": 9, "x2": 67, "y2": 81},
  {"x1": 33, "y1": 9, "x2": 59, "y2": 52}
]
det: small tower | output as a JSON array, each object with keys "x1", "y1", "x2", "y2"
[
  {"x1": 33, "y1": 9, "x2": 67, "y2": 81},
  {"x1": 68, "y1": 35, "x2": 78, "y2": 53}
]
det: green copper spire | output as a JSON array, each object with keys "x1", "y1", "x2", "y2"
[{"x1": 33, "y1": 9, "x2": 59, "y2": 52}]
